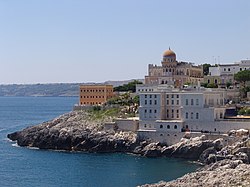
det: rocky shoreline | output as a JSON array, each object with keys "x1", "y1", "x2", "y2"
[{"x1": 7, "y1": 111, "x2": 250, "y2": 186}]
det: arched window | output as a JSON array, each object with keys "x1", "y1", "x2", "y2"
[
  {"x1": 160, "y1": 125, "x2": 163, "y2": 128},
  {"x1": 167, "y1": 125, "x2": 170, "y2": 129},
  {"x1": 196, "y1": 113, "x2": 199, "y2": 119},
  {"x1": 174, "y1": 125, "x2": 177, "y2": 129}
]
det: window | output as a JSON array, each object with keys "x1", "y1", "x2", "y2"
[
  {"x1": 220, "y1": 113, "x2": 223, "y2": 118},
  {"x1": 171, "y1": 100, "x2": 174, "y2": 105},
  {"x1": 167, "y1": 125, "x2": 170, "y2": 129},
  {"x1": 171, "y1": 94, "x2": 174, "y2": 98},
  {"x1": 176, "y1": 95, "x2": 179, "y2": 98},
  {"x1": 166, "y1": 95, "x2": 169, "y2": 98},
  {"x1": 145, "y1": 100, "x2": 147, "y2": 105},
  {"x1": 174, "y1": 125, "x2": 177, "y2": 129},
  {"x1": 149, "y1": 100, "x2": 152, "y2": 105},
  {"x1": 149, "y1": 95, "x2": 152, "y2": 98},
  {"x1": 167, "y1": 100, "x2": 169, "y2": 105},
  {"x1": 144, "y1": 124, "x2": 147, "y2": 128},
  {"x1": 186, "y1": 99, "x2": 188, "y2": 105},
  {"x1": 176, "y1": 100, "x2": 179, "y2": 105},
  {"x1": 154, "y1": 100, "x2": 157, "y2": 105},
  {"x1": 160, "y1": 125, "x2": 163, "y2": 128},
  {"x1": 196, "y1": 113, "x2": 199, "y2": 119},
  {"x1": 167, "y1": 109, "x2": 169, "y2": 118},
  {"x1": 228, "y1": 68, "x2": 230, "y2": 71},
  {"x1": 154, "y1": 109, "x2": 157, "y2": 113},
  {"x1": 145, "y1": 95, "x2": 147, "y2": 98},
  {"x1": 186, "y1": 112, "x2": 188, "y2": 119},
  {"x1": 145, "y1": 109, "x2": 147, "y2": 113},
  {"x1": 191, "y1": 112, "x2": 193, "y2": 119},
  {"x1": 149, "y1": 109, "x2": 152, "y2": 113},
  {"x1": 176, "y1": 109, "x2": 179, "y2": 113},
  {"x1": 154, "y1": 95, "x2": 157, "y2": 98},
  {"x1": 196, "y1": 99, "x2": 199, "y2": 105},
  {"x1": 191, "y1": 99, "x2": 194, "y2": 105}
]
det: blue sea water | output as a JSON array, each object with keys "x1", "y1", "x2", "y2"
[{"x1": 0, "y1": 97, "x2": 198, "y2": 187}]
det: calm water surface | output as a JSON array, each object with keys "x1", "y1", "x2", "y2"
[{"x1": 0, "y1": 97, "x2": 198, "y2": 187}]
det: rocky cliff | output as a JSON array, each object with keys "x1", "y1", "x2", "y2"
[{"x1": 8, "y1": 111, "x2": 139, "y2": 153}]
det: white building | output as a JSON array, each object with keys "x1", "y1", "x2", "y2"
[
  {"x1": 204, "y1": 60, "x2": 250, "y2": 87},
  {"x1": 209, "y1": 60, "x2": 250, "y2": 76},
  {"x1": 137, "y1": 85, "x2": 250, "y2": 145}
]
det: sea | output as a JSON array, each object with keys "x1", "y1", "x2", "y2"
[{"x1": 0, "y1": 97, "x2": 199, "y2": 187}]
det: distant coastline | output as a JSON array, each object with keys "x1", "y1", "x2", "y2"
[{"x1": 0, "y1": 79, "x2": 143, "y2": 97}]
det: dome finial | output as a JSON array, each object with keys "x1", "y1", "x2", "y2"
[{"x1": 169, "y1": 47, "x2": 171, "y2": 50}]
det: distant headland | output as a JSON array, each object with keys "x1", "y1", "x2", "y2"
[{"x1": 0, "y1": 79, "x2": 143, "y2": 97}]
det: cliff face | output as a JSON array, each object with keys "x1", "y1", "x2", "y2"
[{"x1": 7, "y1": 111, "x2": 138, "y2": 153}]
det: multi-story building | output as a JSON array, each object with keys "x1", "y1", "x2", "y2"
[
  {"x1": 137, "y1": 85, "x2": 250, "y2": 145},
  {"x1": 204, "y1": 60, "x2": 250, "y2": 87},
  {"x1": 79, "y1": 85, "x2": 114, "y2": 106},
  {"x1": 145, "y1": 48, "x2": 203, "y2": 87}
]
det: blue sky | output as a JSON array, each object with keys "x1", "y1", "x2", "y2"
[{"x1": 0, "y1": 0, "x2": 249, "y2": 84}]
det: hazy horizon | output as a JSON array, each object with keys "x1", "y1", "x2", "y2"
[{"x1": 1, "y1": 0, "x2": 250, "y2": 84}]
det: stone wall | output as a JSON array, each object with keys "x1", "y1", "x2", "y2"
[{"x1": 137, "y1": 130, "x2": 185, "y2": 145}]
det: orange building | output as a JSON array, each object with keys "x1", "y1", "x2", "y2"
[{"x1": 79, "y1": 85, "x2": 114, "y2": 106}]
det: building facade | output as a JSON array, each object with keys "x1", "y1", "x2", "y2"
[
  {"x1": 137, "y1": 85, "x2": 250, "y2": 145},
  {"x1": 204, "y1": 60, "x2": 250, "y2": 87},
  {"x1": 79, "y1": 85, "x2": 114, "y2": 106},
  {"x1": 145, "y1": 48, "x2": 203, "y2": 87}
]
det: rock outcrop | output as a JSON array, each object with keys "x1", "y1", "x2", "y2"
[
  {"x1": 8, "y1": 111, "x2": 138, "y2": 153},
  {"x1": 140, "y1": 159, "x2": 250, "y2": 187}
]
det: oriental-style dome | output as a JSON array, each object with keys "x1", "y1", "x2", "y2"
[{"x1": 163, "y1": 48, "x2": 176, "y2": 57}]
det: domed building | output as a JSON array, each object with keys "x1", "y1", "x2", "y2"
[{"x1": 145, "y1": 48, "x2": 203, "y2": 87}]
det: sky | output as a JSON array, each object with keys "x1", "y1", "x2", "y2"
[{"x1": 0, "y1": 0, "x2": 250, "y2": 84}]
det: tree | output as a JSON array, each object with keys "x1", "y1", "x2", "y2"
[
  {"x1": 207, "y1": 83, "x2": 218, "y2": 88},
  {"x1": 234, "y1": 70, "x2": 250, "y2": 87},
  {"x1": 202, "y1": 63, "x2": 212, "y2": 76},
  {"x1": 226, "y1": 82, "x2": 232, "y2": 89},
  {"x1": 114, "y1": 80, "x2": 143, "y2": 92}
]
